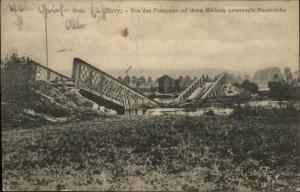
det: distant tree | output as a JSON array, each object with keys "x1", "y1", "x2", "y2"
[
  {"x1": 147, "y1": 76, "x2": 153, "y2": 84},
  {"x1": 184, "y1": 76, "x2": 191, "y2": 82},
  {"x1": 213, "y1": 75, "x2": 218, "y2": 81},
  {"x1": 243, "y1": 74, "x2": 250, "y2": 81},
  {"x1": 268, "y1": 81, "x2": 284, "y2": 100},
  {"x1": 205, "y1": 75, "x2": 210, "y2": 81},
  {"x1": 139, "y1": 76, "x2": 146, "y2": 84},
  {"x1": 284, "y1": 67, "x2": 293, "y2": 84},
  {"x1": 183, "y1": 76, "x2": 191, "y2": 87},
  {"x1": 117, "y1": 76, "x2": 123, "y2": 82},
  {"x1": 273, "y1": 73, "x2": 283, "y2": 82},
  {"x1": 268, "y1": 80, "x2": 299, "y2": 100},
  {"x1": 123, "y1": 75, "x2": 131, "y2": 85},
  {"x1": 131, "y1": 76, "x2": 138, "y2": 85},
  {"x1": 240, "y1": 79, "x2": 258, "y2": 94},
  {"x1": 178, "y1": 76, "x2": 183, "y2": 83}
]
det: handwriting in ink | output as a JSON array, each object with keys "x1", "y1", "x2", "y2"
[
  {"x1": 38, "y1": 3, "x2": 67, "y2": 19},
  {"x1": 8, "y1": 3, "x2": 33, "y2": 13},
  {"x1": 65, "y1": 17, "x2": 86, "y2": 30}
]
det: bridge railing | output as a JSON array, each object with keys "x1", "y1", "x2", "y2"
[
  {"x1": 29, "y1": 61, "x2": 71, "y2": 82},
  {"x1": 72, "y1": 58, "x2": 159, "y2": 111}
]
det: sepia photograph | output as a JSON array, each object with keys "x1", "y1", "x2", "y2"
[{"x1": 1, "y1": 0, "x2": 300, "y2": 191}]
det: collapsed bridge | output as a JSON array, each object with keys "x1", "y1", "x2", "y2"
[
  {"x1": 27, "y1": 58, "x2": 229, "y2": 115},
  {"x1": 176, "y1": 73, "x2": 228, "y2": 102},
  {"x1": 72, "y1": 58, "x2": 159, "y2": 115}
]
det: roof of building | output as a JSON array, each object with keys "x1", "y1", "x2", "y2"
[{"x1": 157, "y1": 74, "x2": 180, "y2": 80}]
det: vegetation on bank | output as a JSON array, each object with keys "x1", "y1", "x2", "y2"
[{"x1": 2, "y1": 109, "x2": 300, "y2": 191}]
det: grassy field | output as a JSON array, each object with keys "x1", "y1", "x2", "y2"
[{"x1": 2, "y1": 111, "x2": 300, "y2": 191}]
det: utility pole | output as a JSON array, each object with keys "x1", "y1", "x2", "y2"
[
  {"x1": 45, "y1": 17, "x2": 48, "y2": 68},
  {"x1": 44, "y1": 15, "x2": 50, "y2": 80}
]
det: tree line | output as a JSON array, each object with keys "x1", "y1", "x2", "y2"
[
  {"x1": 232, "y1": 67, "x2": 300, "y2": 100},
  {"x1": 267, "y1": 67, "x2": 300, "y2": 100},
  {"x1": 117, "y1": 75, "x2": 198, "y2": 87}
]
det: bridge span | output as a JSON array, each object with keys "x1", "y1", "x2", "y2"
[
  {"x1": 27, "y1": 59, "x2": 229, "y2": 115},
  {"x1": 176, "y1": 73, "x2": 228, "y2": 102},
  {"x1": 72, "y1": 58, "x2": 159, "y2": 115}
]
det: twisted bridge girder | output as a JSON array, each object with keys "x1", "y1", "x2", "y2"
[
  {"x1": 72, "y1": 58, "x2": 159, "y2": 111},
  {"x1": 176, "y1": 73, "x2": 228, "y2": 101},
  {"x1": 176, "y1": 76, "x2": 206, "y2": 101},
  {"x1": 201, "y1": 73, "x2": 227, "y2": 99}
]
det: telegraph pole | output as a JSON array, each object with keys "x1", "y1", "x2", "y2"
[
  {"x1": 44, "y1": 15, "x2": 50, "y2": 80},
  {"x1": 45, "y1": 16, "x2": 49, "y2": 68}
]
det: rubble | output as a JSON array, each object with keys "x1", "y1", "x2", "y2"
[{"x1": 2, "y1": 81, "x2": 117, "y2": 128}]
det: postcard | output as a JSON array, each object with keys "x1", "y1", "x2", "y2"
[{"x1": 1, "y1": 0, "x2": 299, "y2": 191}]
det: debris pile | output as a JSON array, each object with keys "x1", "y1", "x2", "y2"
[{"x1": 1, "y1": 81, "x2": 116, "y2": 128}]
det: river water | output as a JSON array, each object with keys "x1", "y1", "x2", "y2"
[
  {"x1": 146, "y1": 107, "x2": 233, "y2": 116},
  {"x1": 145, "y1": 100, "x2": 300, "y2": 116}
]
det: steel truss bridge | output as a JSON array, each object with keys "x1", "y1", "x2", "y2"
[
  {"x1": 27, "y1": 58, "x2": 229, "y2": 115},
  {"x1": 176, "y1": 73, "x2": 228, "y2": 102},
  {"x1": 72, "y1": 58, "x2": 159, "y2": 114}
]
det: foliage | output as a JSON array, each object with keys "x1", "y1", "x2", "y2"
[
  {"x1": 232, "y1": 105, "x2": 300, "y2": 122},
  {"x1": 240, "y1": 80, "x2": 259, "y2": 94},
  {"x1": 2, "y1": 112, "x2": 300, "y2": 191},
  {"x1": 183, "y1": 76, "x2": 192, "y2": 87},
  {"x1": 268, "y1": 81, "x2": 300, "y2": 100},
  {"x1": 139, "y1": 76, "x2": 146, "y2": 84},
  {"x1": 284, "y1": 67, "x2": 293, "y2": 84},
  {"x1": 117, "y1": 76, "x2": 123, "y2": 82},
  {"x1": 1, "y1": 51, "x2": 31, "y2": 70},
  {"x1": 1, "y1": 51, "x2": 33, "y2": 98},
  {"x1": 123, "y1": 75, "x2": 131, "y2": 85},
  {"x1": 131, "y1": 76, "x2": 137, "y2": 84},
  {"x1": 147, "y1": 76, "x2": 153, "y2": 84}
]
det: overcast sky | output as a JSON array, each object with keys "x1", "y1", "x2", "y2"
[{"x1": 1, "y1": 0, "x2": 299, "y2": 75}]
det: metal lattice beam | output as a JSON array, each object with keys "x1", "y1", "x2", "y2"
[{"x1": 72, "y1": 58, "x2": 159, "y2": 111}]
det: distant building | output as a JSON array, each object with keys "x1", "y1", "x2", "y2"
[{"x1": 157, "y1": 75, "x2": 183, "y2": 93}]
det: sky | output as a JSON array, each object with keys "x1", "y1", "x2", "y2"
[{"x1": 1, "y1": 0, "x2": 299, "y2": 76}]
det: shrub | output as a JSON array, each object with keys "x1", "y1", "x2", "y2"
[
  {"x1": 240, "y1": 80, "x2": 259, "y2": 94},
  {"x1": 1, "y1": 51, "x2": 34, "y2": 99}
]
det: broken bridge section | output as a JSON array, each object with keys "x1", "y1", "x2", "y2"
[
  {"x1": 72, "y1": 58, "x2": 159, "y2": 115},
  {"x1": 176, "y1": 73, "x2": 228, "y2": 102}
]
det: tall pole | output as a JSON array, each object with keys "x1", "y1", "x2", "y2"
[
  {"x1": 45, "y1": 16, "x2": 48, "y2": 67},
  {"x1": 44, "y1": 16, "x2": 50, "y2": 79}
]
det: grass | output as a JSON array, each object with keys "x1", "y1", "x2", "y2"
[{"x1": 2, "y1": 112, "x2": 300, "y2": 191}]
